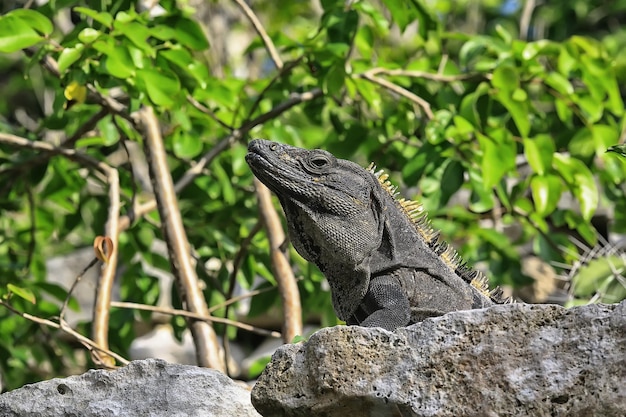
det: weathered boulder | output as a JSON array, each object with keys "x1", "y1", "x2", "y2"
[
  {"x1": 0, "y1": 358, "x2": 260, "y2": 417},
  {"x1": 252, "y1": 301, "x2": 626, "y2": 417}
]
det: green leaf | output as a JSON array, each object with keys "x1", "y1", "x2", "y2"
[
  {"x1": 136, "y1": 68, "x2": 181, "y2": 107},
  {"x1": 573, "y1": 94, "x2": 603, "y2": 124},
  {"x1": 382, "y1": 0, "x2": 436, "y2": 33},
  {"x1": 591, "y1": 125, "x2": 618, "y2": 157},
  {"x1": 477, "y1": 130, "x2": 516, "y2": 188},
  {"x1": 78, "y1": 28, "x2": 100, "y2": 44},
  {"x1": 571, "y1": 256, "x2": 626, "y2": 300},
  {"x1": 439, "y1": 160, "x2": 464, "y2": 206},
  {"x1": 553, "y1": 154, "x2": 598, "y2": 221},
  {"x1": 116, "y1": 22, "x2": 155, "y2": 56},
  {"x1": 172, "y1": 131, "x2": 203, "y2": 159},
  {"x1": 545, "y1": 72, "x2": 574, "y2": 96},
  {"x1": 524, "y1": 135, "x2": 554, "y2": 175},
  {"x1": 74, "y1": 7, "x2": 113, "y2": 28},
  {"x1": 401, "y1": 142, "x2": 439, "y2": 184},
  {"x1": 7, "y1": 284, "x2": 36, "y2": 304},
  {"x1": 323, "y1": 64, "x2": 346, "y2": 95},
  {"x1": 247, "y1": 356, "x2": 271, "y2": 379},
  {"x1": 453, "y1": 115, "x2": 475, "y2": 135},
  {"x1": 521, "y1": 40, "x2": 555, "y2": 61},
  {"x1": 568, "y1": 127, "x2": 594, "y2": 159},
  {"x1": 555, "y1": 98, "x2": 573, "y2": 123},
  {"x1": 570, "y1": 36, "x2": 601, "y2": 59},
  {"x1": 93, "y1": 40, "x2": 136, "y2": 78},
  {"x1": 170, "y1": 17, "x2": 210, "y2": 50},
  {"x1": 114, "y1": 11, "x2": 136, "y2": 24},
  {"x1": 7, "y1": 9, "x2": 53, "y2": 35},
  {"x1": 491, "y1": 67, "x2": 530, "y2": 137},
  {"x1": 57, "y1": 44, "x2": 84, "y2": 73},
  {"x1": 0, "y1": 12, "x2": 46, "y2": 53},
  {"x1": 468, "y1": 168, "x2": 494, "y2": 213},
  {"x1": 530, "y1": 174, "x2": 562, "y2": 216},
  {"x1": 492, "y1": 65, "x2": 518, "y2": 92}
]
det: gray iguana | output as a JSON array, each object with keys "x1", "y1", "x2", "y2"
[{"x1": 246, "y1": 139, "x2": 508, "y2": 331}]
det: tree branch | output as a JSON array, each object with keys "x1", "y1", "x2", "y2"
[
  {"x1": 0, "y1": 300, "x2": 129, "y2": 367},
  {"x1": 364, "y1": 67, "x2": 490, "y2": 83},
  {"x1": 117, "y1": 88, "x2": 323, "y2": 233},
  {"x1": 233, "y1": 0, "x2": 283, "y2": 69},
  {"x1": 520, "y1": 0, "x2": 537, "y2": 41},
  {"x1": 110, "y1": 301, "x2": 282, "y2": 339},
  {"x1": 134, "y1": 106, "x2": 225, "y2": 371},
  {"x1": 254, "y1": 179, "x2": 303, "y2": 343},
  {"x1": 358, "y1": 71, "x2": 435, "y2": 120}
]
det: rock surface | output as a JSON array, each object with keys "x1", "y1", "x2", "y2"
[
  {"x1": 252, "y1": 301, "x2": 626, "y2": 417},
  {"x1": 0, "y1": 358, "x2": 260, "y2": 417}
]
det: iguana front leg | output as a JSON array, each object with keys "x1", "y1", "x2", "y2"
[{"x1": 346, "y1": 274, "x2": 411, "y2": 331}]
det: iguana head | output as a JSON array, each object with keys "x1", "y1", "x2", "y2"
[
  {"x1": 246, "y1": 140, "x2": 375, "y2": 217},
  {"x1": 246, "y1": 139, "x2": 385, "y2": 319}
]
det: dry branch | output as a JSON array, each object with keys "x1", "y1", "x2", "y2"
[
  {"x1": 110, "y1": 301, "x2": 282, "y2": 339},
  {"x1": 134, "y1": 106, "x2": 225, "y2": 371},
  {"x1": 254, "y1": 179, "x2": 303, "y2": 343},
  {"x1": 233, "y1": 0, "x2": 284, "y2": 70},
  {"x1": 0, "y1": 300, "x2": 129, "y2": 365},
  {"x1": 358, "y1": 71, "x2": 434, "y2": 120}
]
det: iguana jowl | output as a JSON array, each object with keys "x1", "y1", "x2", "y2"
[{"x1": 246, "y1": 139, "x2": 506, "y2": 331}]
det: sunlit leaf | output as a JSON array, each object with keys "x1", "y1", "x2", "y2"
[
  {"x1": 74, "y1": 7, "x2": 113, "y2": 28},
  {"x1": 477, "y1": 130, "x2": 516, "y2": 188},
  {"x1": 78, "y1": 28, "x2": 100, "y2": 44},
  {"x1": 0, "y1": 13, "x2": 44, "y2": 52},
  {"x1": 58, "y1": 44, "x2": 84, "y2": 73},
  {"x1": 530, "y1": 174, "x2": 562, "y2": 216},
  {"x1": 524, "y1": 135, "x2": 555, "y2": 175},
  {"x1": 136, "y1": 68, "x2": 181, "y2": 107},
  {"x1": 7, "y1": 284, "x2": 36, "y2": 304},
  {"x1": 553, "y1": 153, "x2": 598, "y2": 221}
]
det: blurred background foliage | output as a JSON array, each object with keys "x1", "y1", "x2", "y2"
[{"x1": 0, "y1": 0, "x2": 625, "y2": 390}]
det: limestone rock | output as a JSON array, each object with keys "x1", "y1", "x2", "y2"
[
  {"x1": 0, "y1": 358, "x2": 260, "y2": 417},
  {"x1": 251, "y1": 301, "x2": 626, "y2": 417}
]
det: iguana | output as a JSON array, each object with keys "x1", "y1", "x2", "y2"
[{"x1": 246, "y1": 139, "x2": 508, "y2": 331}]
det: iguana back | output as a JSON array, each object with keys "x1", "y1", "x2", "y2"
[{"x1": 246, "y1": 139, "x2": 507, "y2": 330}]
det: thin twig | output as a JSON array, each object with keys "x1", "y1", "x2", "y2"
[
  {"x1": 359, "y1": 72, "x2": 435, "y2": 119},
  {"x1": 116, "y1": 88, "x2": 323, "y2": 233},
  {"x1": 207, "y1": 285, "x2": 276, "y2": 315},
  {"x1": 25, "y1": 187, "x2": 36, "y2": 273},
  {"x1": 0, "y1": 133, "x2": 112, "y2": 175},
  {"x1": 364, "y1": 67, "x2": 489, "y2": 83},
  {"x1": 59, "y1": 257, "x2": 99, "y2": 324},
  {"x1": 223, "y1": 221, "x2": 263, "y2": 309},
  {"x1": 186, "y1": 95, "x2": 234, "y2": 131},
  {"x1": 0, "y1": 300, "x2": 129, "y2": 366},
  {"x1": 64, "y1": 108, "x2": 110, "y2": 147},
  {"x1": 233, "y1": 0, "x2": 283, "y2": 70},
  {"x1": 110, "y1": 301, "x2": 282, "y2": 339},
  {"x1": 246, "y1": 58, "x2": 303, "y2": 120}
]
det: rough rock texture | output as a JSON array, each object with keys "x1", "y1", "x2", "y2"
[
  {"x1": 0, "y1": 358, "x2": 260, "y2": 417},
  {"x1": 252, "y1": 301, "x2": 626, "y2": 417}
]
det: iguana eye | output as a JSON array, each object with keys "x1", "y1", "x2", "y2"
[{"x1": 304, "y1": 152, "x2": 334, "y2": 174}]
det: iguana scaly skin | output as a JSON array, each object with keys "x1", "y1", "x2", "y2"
[{"x1": 246, "y1": 139, "x2": 507, "y2": 331}]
